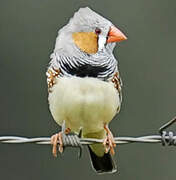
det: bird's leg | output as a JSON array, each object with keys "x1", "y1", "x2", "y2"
[
  {"x1": 51, "y1": 127, "x2": 71, "y2": 157},
  {"x1": 103, "y1": 124, "x2": 116, "y2": 155}
]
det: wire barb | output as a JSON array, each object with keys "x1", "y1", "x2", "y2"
[
  {"x1": 62, "y1": 134, "x2": 83, "y2": 158},
  {"x1": 159, "y1": 116, "x2": 176, "y2": 134},
  {"x1": 158, "y1": 116, "x2": 176, "y2": 146},
  {"x1": 160, "y1": 131, "x2": 176, "y2": 146}
]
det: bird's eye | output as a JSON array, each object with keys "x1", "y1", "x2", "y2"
[{"x1": 95, "y1": 28, "x2": 101, "y2": 35}]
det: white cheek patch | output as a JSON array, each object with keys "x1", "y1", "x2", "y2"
[{"x1": 98, "y1": 35, "x2": 107, "y2": 51}]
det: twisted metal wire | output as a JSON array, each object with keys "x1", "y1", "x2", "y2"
[
  {"x1": 0, "y1": 132, "x2": 175, "y2": 146},
  {"x1": 1, "y1": 116, "x2": 176, "y2": 147}
]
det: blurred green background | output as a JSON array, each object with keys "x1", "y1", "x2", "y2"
[{"x1": 0, "y1": 0, "x2": 176, "y2": 179}]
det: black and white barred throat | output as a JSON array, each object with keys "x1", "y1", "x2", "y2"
[{"x1": 49, "y1": 51, "x2": 118, "y2": 80}]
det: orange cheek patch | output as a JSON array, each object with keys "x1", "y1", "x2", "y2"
[{"x1": 72, "y1": 32, "x2": 98, "y2": 54}]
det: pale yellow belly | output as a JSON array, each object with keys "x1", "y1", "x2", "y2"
[{"x1": 48, "y1": 76, "x2": 120, "y2": 134}]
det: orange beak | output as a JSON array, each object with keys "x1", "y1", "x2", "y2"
[{"x1": 107, "y1": 26, "x2": 127, "y2": 43}]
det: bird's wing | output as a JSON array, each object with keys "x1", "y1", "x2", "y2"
[
  {"x1": 110, "y1": 71, "x2": 122, "y2": 112},
  {"x1": 46, "y1": 52, "x2": 73, "y2": 90}
]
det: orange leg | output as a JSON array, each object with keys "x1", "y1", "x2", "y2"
[
  {"x1": 51, "y1": 128, "x2": 71, "y2": 157},
  {"x1": 103, "y1": 124, "x2": 116, "y2": 155}
]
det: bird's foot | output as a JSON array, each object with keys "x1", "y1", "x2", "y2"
[
  {"x1": 103, "y1": 124, "x2": 116, "y2": 155},
  {"x1": 51, "y1": 128, "x2": 71, "y2": 157}
]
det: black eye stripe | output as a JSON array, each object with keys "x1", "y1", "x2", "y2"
[{"x1": 95, "y1": 28, "x2": 101, "y2": 35}]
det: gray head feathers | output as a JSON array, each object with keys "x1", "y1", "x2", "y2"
[
  {"x1": 54, "y1": 7, "x2": 115, "y2": 56},
  {"x1": 69, "y1": 7, "x2": 112, "y2": 33}
]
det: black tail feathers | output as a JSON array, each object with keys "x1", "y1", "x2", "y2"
[{"x1": 88, "y1": 146, "x2": 117, "y2": 174}]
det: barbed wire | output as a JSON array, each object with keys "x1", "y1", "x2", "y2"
[
  {"x1": 0, "y1": 132, "x2": 175, "y2": 146},
  {"x1": 0, "y1": 116, "x2": 176, "y2": 148}
]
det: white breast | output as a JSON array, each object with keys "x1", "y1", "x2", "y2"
[{"x1": 48, "y1": 77, "x2": 120, "y2": 134}]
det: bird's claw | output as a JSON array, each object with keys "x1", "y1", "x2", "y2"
[
  {"x1": 51, "y1": 126, "x2": 71, "y2": 157},
  {"x1": 103, "y1": 133, "x2": 116, "y2": 155},
  {"x1": 51, "y1": 132, "x2": 63, "y2": 157},
  {"x1": 103, "y1": 124, "x2": 116, "y2": 155}
]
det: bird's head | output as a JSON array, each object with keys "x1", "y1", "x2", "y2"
[{"x1": 55, "y1": 7, "x2": 127, "y2": 56}]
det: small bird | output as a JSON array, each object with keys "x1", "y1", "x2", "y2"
[{"x1": 46, "y1": 7, "x2": 127, "y2": 174}]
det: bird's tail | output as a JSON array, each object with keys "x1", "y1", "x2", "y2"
[
  {"x1": 83, "y1": 130, "x2": 117, "y2": 174},
  {"x1": 88, "y1": 146, "x2": 117, "y2": 174}
]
